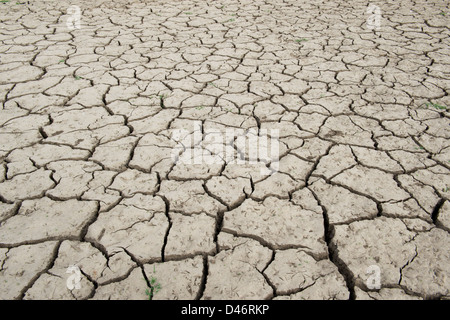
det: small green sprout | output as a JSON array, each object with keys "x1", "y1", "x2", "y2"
[
  {"x1": 145, "y1": 266, "x2": 162, "y2": 300},
  {"x1": 145, "y1": 276, "x2": 161, "y2": 300},
  {"x1": 145, "y1": 288, "x2": 151, "y2": 300},
  {"x1": 425, "y1": 102, "x2": 447, "y2": 110}
]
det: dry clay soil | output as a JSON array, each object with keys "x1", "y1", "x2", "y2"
[{"x1": 0, "y1": 0, "x2": 449, "y2": 300}]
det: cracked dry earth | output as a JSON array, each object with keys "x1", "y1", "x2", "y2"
[{"x1": 0, "y1": 0, "x2": 449, "y2": 301}]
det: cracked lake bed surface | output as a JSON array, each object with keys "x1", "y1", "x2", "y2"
[{"x1": 0, "y1": 0, "x2": 449, "y2": 300}]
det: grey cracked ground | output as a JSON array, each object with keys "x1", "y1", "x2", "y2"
[{"x1": 0, "y1": 0, "x2": 449, "y2": 300}]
